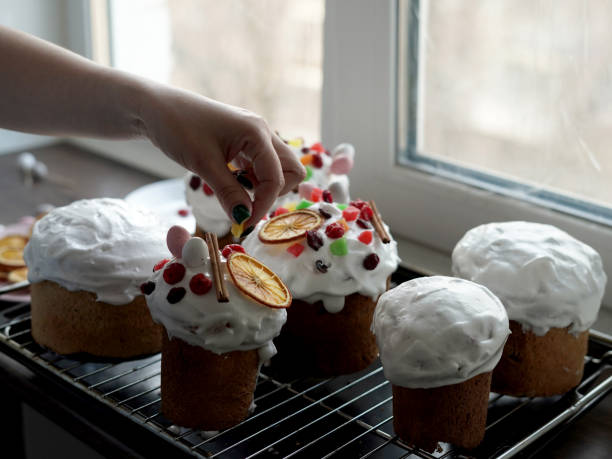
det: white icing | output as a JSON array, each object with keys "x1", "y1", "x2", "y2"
[
  {"x1": 242, "y1": 201, "x2": 400, "y2": 312},
  {"x1": 372, "y1": 276, "x2": 510, "y2": 389},
  {"x1": 145, "y1": 237, "x2": 287, "y2": 356},
  {"x1": 452, "y1": 221, "x2": 607, "y2": 335},
  {"x1": 183, "y1": 173, "x2": 232, "y2": 236},
  {"x1": 24, "y1": 198, "x2": 168, "y2": 305}
]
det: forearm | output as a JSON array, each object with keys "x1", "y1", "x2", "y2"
[{"x1": 0, "y1": 25, "x2": 147, "y2": 139}]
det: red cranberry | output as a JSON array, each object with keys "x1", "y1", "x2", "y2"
[
  {"x1": 189, "y1": 273, "x2": 212, "y2": 295},
  {"x1": 363, "y1": 254, "x2": 380, "y2": 270},
  {"x1": 325, "y1": 222, "x2": 345, "y2": 239},
  {"x1": 163, "y1": 262, "x2": 186, "y2": 284}
]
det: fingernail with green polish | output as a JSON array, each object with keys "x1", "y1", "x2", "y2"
[{"x1": 232, "y1": 204, "x2": 250, "y2": 224}]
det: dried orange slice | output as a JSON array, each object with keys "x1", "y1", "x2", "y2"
[
  {"x1": 0, "y1": 247, "x2": 26, "y2": 271},
  {"x1": 0, "y1": 235, "x2": 28, "y2": 250},
  {"x1": 227, "y1": 252, "x2": 291, "y2": 309},
  {"x1": 8, "y1": 267, "x2": 28, "y2": 283},
  {"x1": 258, "y1": 209, "x2": 322, "y2": 244}
]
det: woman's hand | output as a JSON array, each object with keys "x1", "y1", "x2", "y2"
[{"x1": 139, "y1": 84, "x2": 305, "y2": 228}]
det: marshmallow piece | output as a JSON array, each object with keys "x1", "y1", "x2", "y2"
[
  {"x1": 330, "y1": 154, "x2": 354, "y2": 175},
  {"x1": 328, "y1": 181, "x2": 349, "y2": 204},
  {"x1": 331, "y1": 143, "x2": 355, "y2": 159},
  {"x1": 167, "y1": 225, "x2": 191, "y2": 258},
  {"x1": 182, "y1": 237, "x2": 209, "y2": 268}
]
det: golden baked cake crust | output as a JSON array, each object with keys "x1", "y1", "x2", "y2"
[
  {"x1": 274, "y1": 292, "x2": 378, "y2": 376},
  {"x1": 160, "y1": 331, "x2": 259, "y2": 430},
  {"x1": 492, "y1": 320, "x2": 588, "y2": 397},
  {"x1": 30, "y1": 280, "x2": 162, "y2": 358},
  {"x1": 392, "y1": 372, "x2": 492, "y2": 452}
]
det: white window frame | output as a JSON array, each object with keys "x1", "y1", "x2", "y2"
[
  {"x1": 321, "y1": 0, "x2": 612, "y2": 307},
  {"x1": 57, "y1": 0, "x2": 611, "y2": 308}
]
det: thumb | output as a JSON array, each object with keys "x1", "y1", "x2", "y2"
[{"x1": 198, "y1": 160, "x2": 253, "y2": 226}]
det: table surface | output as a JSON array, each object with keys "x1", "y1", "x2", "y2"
[{"x1": 0, "y1": 142, "x2": 611, "y2": 459}]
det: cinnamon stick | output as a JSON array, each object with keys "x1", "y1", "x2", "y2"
[
  {"x1": 205, "y1": 232, "x2": 229, "y2": 302},
  {"x1": 368, "y1": 200, "x2": 391, "y2": 244}
]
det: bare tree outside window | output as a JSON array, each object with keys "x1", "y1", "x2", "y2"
[
  {"x1": 416, "y1": 0, "x2": 612, "y2": 208},
  {"x1": 111, "y1": 0, "x2": 324, "y2": 141}
]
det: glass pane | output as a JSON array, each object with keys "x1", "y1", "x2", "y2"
[
  {"x1": 110, "y1": 0, "x2": 324, "y2": 141},
  {"x1": 407, "y1": 0, "x2": 612, "y2": 209}
]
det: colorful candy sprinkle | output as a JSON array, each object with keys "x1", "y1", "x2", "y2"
[
  {"x1": 338, "y1": 218, "x2": 350, "y2": 232},
  {"x1": 336, "y1": 203, "x2": 348, "y2": 211},
  {"x1": 231, "y1": 222, "x2": 244, "y2": 239},
  {"x1": 330, "y1": 237, "x2": 348, "y2": 256},
  {"x1": 312, "y1": 154, "x2": 324, "y2": 169},
  {"x1": 315, "y1": 259, "x2": 330, "y2": 273},
  {"x1": 363, "y1": 253, "x2": 380, "y2": 270},
  {"x1": 140, "y1": 281, "x2": 155, "y2": 295},
  {"x1": 288, "y1": 137, "x2": 304, "y2": 147},
  {"x1": 189, "y1": 273, "x2": 212, "y2": 295},
  {"x1": 203, "y1": 183, "x2": 214, "y2": 196},
  {"x1": 306, "y1": 230, "x2": 324, "y2": 251},
  {"x1": 342, "y1": 206, "x2": 360, "y2": 222},
  {"x1": 286, "y1": 202, "x2": 298, "y2": 211},
  {"x1": 325, "y1": 222, "x2": 345, "y2": 239},
  {"x1": 322, "y1": 190, "x2": 333, "y2": 203},
  {"x1": 358, "y1": 230, "x2": 373, "y2": 245},
  {"x1": 301, "y1": 147, "x2": 310, "y2": 153},
  {"x1": 177, "y1": 209, "x2": 189, "y2": 217},
  {"x1": 163, "y1": 262, "x2": 186, "y2": 284},
  {"x1": 310, "y1": 142, "x2": 325, "y2": 153},
  {"x1": 167, "y1": 287, "x2": 186, "y2": 304},
  {"x1": 189, "y1": 175, "x2": 201, "y2": 190},
  {"x1": 274, "y1": 207, "x2": 290, "y2": 217},
  {"x1": 304, "y1": 166, "x2": 313, "y2": 181},
  {"x1": 300, "y1": 154, "x2": 314, "y2": 166},
  {"x1": 310, "y1": 187, "x2": 323, "y2": 202},
  {"x1": 222, "y1": 244, "x2": 246, "y2": 259},
  {"x1": 296, "y1": 199, "x2": 314, "y2": 210},
  {"x1": 287, "y1": 243, "x2": 305, "y2": 257},
  {"x1": 153, "y1": 258, "x2": 170, "y2": 272}
]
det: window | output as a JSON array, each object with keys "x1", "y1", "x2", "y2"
[
  {"x1": 108, "y1": 0, "x2": 324, "y2": 142},
  {"x1": 398, "y1": 0, "x2": 612, "y2": 226}
]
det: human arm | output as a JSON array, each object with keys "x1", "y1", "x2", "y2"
[{"x1": 0, "y1": 25, "x2": 304, "y2": 226}]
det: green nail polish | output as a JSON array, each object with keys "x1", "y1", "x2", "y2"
[{"x1": 232, "y1": 204, "x2": 250, "y2": 224}]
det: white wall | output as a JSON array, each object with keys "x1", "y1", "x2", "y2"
[{"x1": 0, "y1": 0, "x2": 83, "y2": 154}]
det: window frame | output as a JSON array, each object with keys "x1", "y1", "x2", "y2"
[
  {"x1": 321, "y1": 0, "x2": 612, "y2": 305},
  {"x1": 397, "y1": 0, "x2": 612, "y2": 228}
]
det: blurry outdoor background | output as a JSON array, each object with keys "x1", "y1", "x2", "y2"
[{"x1": 110, "y1": 0, "x2": 612, "y2": 209}]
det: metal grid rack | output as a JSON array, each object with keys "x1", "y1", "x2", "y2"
[{"x1": 0, "y1": 300, "x2": 611, "y2": 459}]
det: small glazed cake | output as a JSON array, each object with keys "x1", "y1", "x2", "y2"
[
  {"x1": 184, "y1": 173, "x2": 237, "y2": 247},
  {"x1": 274, "y1": 138, "x2": 355, "y2": 208},
  {"x1": 242, "y1": 199, "x2": 400, "y2": 375},
  {"x1": 24, "y1": 198, "x2": 167, "y2": 358},
  {"x1": 452, "y1": 221, "x2": 607, "y2": 396},
  {"x1": 373, "y1": 276, "x2": 509, "y2": 451},
  {"x1": 145, "y1": 226, "x2": 289, "y2": 430}
]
